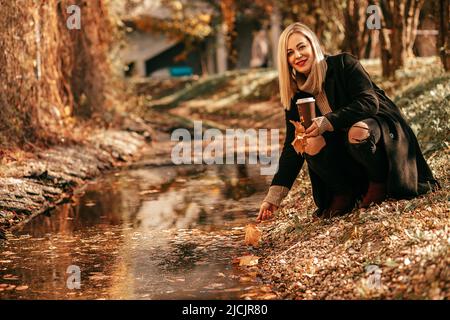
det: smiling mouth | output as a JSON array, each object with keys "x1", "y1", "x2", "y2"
[{"x1": 295, "y1": 59, "x2": 308, "y2": 67}]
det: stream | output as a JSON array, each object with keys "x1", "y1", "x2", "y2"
[{"x1": 0, "y1": 145, "x2": 276, "y2": 299}]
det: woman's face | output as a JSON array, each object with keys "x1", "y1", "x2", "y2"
[{"x1": 287, "y1": 32, "x2": 314, "y2": 76}]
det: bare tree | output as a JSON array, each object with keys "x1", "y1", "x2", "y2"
[{"x1": 377, "y1": 0, "x2": 426, "y2": 78}]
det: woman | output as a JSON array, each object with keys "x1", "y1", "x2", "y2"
[{"x1": 257, "y1": 23, "x2": 440, "y2": 221}]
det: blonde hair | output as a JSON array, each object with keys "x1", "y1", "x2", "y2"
[{"x1": 277, "y1": 23, "x2": 327, "y2": 109}]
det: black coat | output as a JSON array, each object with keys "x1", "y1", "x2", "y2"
[{"x1": 271, "y1": 52, "x2": 440, "y2": 210}]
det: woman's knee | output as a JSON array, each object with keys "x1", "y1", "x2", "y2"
[
  {"x1": 348, "y1": 118, "x2": 381, "y2": 145},
  {"x1": 348, "y1": 121, "x2": 370, "y2": 144},
  {"x1": 304, "y1": 135, "x2": 326, "y2": 156}
]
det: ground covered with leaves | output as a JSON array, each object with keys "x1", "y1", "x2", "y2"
[{"x1": 256, "y1": 74, "x2": 449, "y2": 300}]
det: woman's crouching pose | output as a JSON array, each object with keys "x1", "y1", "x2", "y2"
[{"x1": 257, "y1": 23, "x2": 440, "y2": 221}]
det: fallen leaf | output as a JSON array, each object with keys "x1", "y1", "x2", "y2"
[
  {"x1": 15, "y1": 285, "x2": 29, "y2": 291},
  {"x1": 238, "y1": 255, "x2": 260, "y2": 267},
  {"x1": 239, "y1": 276, "x2": 253, "y2": 282},
  {"x1": 245, "y1": 224, "x2": 261, "y2": 247},
  {"x1": 260, "y1": 293, "x2": 277, "y2": 299},
  {"x1": 259, "y1": 285, "x2": 273, "y2": 293}
]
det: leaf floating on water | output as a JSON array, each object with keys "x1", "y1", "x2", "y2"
[
  {"x1": 204, "y1": 283, "x2": 225, "y2": 290},
  {"x1": 15, "y1": 285, "x2": 29, "y2": 291},
  {"x1": 244, "y1": 224, "x2": 261, "y2": 247},
  {"x1": 237, "y1": 255, "x2": 260, "y2": 267}
]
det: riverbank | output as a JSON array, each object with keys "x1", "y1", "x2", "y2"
[
  {"x1": 0, "y1": 116, "x2": 154, "y2": 238},
  {"x1": 253, "y1": 74, "x2": 449, "y2": 300}
]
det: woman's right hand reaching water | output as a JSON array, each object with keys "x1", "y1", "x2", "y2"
[{"x1": 256, "y1": 201, "x2": 279, "y2": 222}]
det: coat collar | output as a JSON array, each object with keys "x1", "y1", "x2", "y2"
[{"x1": 293, "y1": 55, "x2": 336, "y2": 106}]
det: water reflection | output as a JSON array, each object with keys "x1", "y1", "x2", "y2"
[{"x1": 0, "y1": 163, "x2": 271, "y2": 299}]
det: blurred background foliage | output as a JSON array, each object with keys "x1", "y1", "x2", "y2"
[{"x1": 0, "y1": 0, "x2": 448, "y2": 152}]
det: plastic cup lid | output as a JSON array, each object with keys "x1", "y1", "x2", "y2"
[{"x1": 296, "y1": 97, "x2": 315, "y2": 104}]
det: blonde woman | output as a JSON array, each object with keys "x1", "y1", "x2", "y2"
[{"x1": 257, "y1": 23, "x2": 440, "y2": 220}]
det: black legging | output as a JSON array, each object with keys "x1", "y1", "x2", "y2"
[{"x1": 304, "y1": 118, "x2": 388, "y2": 193}]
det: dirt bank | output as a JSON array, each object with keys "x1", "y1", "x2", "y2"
[{"x1": 0, "y1": 117, "x2": 154, "y2": 238}]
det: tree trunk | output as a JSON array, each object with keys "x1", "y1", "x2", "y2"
[
  {"x1": 404, "y1": 0, "x2": 426, "y2": 58},
  {"x1": 378, "y1": 0, "x2": 395, "y2": 77},
  {"x1": 379, "y1": 28, "x2": 395, "y2": 77},
  {"x1": 270, "y1": 4, "x2": 282, "y2": 68},
  {"x1": 343, "y1": 0, "x2": 370, "y2": 59},
  {"x1": 216, "y1": 22, "x2": 228, "y2": 73},
  {"x1": 391, "y1": 0, "x2": 407, "y2": 69},
  {"x1": 436, "y1": 0, "x2": 450, "y2": 70},
  {"x1": 0, "y1": 0, "x2": 116, "y2": 147},
  {"x1": 377, "y1": 0, "x2": 425, "y2": 78}
]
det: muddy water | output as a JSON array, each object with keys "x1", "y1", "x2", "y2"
[{"x1": 0, "y1": 161, "x2": 275, "y2": 299}]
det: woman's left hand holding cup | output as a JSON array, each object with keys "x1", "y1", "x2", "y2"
[{"x1": 305, "y1": 122, "x2": 319, "y2": 138}]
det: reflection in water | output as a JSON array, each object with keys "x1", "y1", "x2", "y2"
[
  {"x1": 0, "y1": 164, "x2": 272, "y2": 299},
  {"x1": 220, "y1": 164, "x2": 258, "y2": 200}
]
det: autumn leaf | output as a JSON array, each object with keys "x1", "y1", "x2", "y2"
[
  {"x1": 290, "y1": 120, "x2": 306, "y2": 134},
  {"x1": 245, "y1": 224, "x2": 261, "y2": 247},
  {"x1": 290, "y1": 120, "x2": 307, "y2": 154},
  {"x1": 15, "y1": 285, "x2": 29, "y2": 291},
  {"x1": 235, "y1": 255, "x2": 260, "y2": 267},
  {"x1": 292, "y1": 136, "x2": 308, "y2": 154}
]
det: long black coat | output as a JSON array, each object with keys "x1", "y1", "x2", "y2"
[{"x1": 271, "y1": 52, "x2": 440, "y2": 211}]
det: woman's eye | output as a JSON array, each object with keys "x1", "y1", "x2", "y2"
[{"x1": 287, "y1": 51, "x2": 293, "y2": 57}]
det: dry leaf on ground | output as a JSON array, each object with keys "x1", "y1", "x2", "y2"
[
  {"x1": 236, "y1": 255, "x2": 260, "y2": 266},
  {"x1": 245, "y1": 224, "x2": 262, "y2": 247}
]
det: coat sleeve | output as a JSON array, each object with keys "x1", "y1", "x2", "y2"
[
  {"x1": 270, "y1": 103, "x2": 305, "y2": 189},
  {"x1": 325, "y1": 53, "x2": 379, "y2": 130}
]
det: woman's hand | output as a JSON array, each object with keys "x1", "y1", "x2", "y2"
[
  {"x1": 256, "y1": 201, "x2": 278, "y2": 222},
  {"x1": 305, "y1": 121, "x2": 319, "y2": 138}
]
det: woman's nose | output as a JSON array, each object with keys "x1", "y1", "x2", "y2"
[{"x1": 295, "y1": 50, "x2": 302, "y2": 58}]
